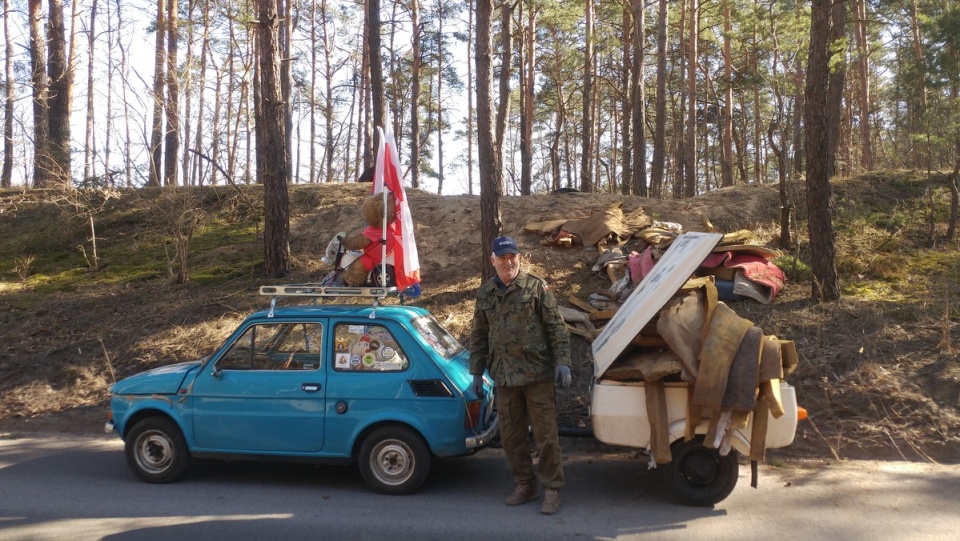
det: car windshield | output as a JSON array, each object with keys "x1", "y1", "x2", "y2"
[{"x1": 411, "y1": 314, "x2": 464, "y2": 360}]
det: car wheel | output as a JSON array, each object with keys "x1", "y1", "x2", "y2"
[
  {"x1": 665, "y1": 435, "x2": 739, "y2": 507},
  {"x1": 359, "y1": 426, "x2": 430, "y2": 495},
  {"x1": 124, "y1": 417, "x2": 190, "y2": 484}
]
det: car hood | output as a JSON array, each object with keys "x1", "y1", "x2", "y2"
[{"x1": 109, "y1": 360, "x2": 202, "y2": 395}]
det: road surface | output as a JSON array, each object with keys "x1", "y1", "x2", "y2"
[{"x1": 0, "y1": 433, "x2": 957, "y2": 540}]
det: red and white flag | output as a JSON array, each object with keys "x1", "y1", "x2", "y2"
[{"x1": 372, "y1": 125, "x2": 421, "y2": 291}]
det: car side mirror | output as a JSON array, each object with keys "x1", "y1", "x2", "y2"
[{"x1": 211, "y1": 365, "x2": 222, "y2": 379}]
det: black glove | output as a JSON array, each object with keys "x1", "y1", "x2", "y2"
[
  {"x1": 470, "y1": 374, "x2": 485, "y2": 397},
  {"x1": 555, "y1": 365, "x2": 572, "y2": 388}
]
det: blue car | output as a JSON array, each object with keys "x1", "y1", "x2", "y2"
[{"x1": 106, "y1": 285, "x2": 498, "y2": 495}]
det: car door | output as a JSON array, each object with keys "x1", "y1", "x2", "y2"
[{"x1": 190, "y1": 320, "x2": 327, "y2": 453}]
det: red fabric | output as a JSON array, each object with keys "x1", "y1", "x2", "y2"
[
  {"x1": 358, "y1": 224, "x2": 398, "y2": 272},
  {"x1": 701, "y1": 251, "x2": 785, "y2": 300},
  {"x1": 371, "y1": 125, "x2": 421, "y2": 291},
  {"x1": 628, "y1": 246, "x2": 658, "y2": 286}
]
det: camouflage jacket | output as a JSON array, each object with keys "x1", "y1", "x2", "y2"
[{"x1": 468, "y1": 271, "x2": 571, "y2": 387}]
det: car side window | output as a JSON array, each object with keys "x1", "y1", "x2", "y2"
[
  {"x1": 333, "y1": 323, "x2": 409, "y2": 372},
  {"x1": 218, "y1": 322, "x2": 323, "y2": 371}
]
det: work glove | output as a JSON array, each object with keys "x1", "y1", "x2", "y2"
[
  {"x1": 470, "y1": 374, "x2": 485, "y2": 397},
  {"x1": 555, "y1": 365, "x2": 572, "y2": 388}
]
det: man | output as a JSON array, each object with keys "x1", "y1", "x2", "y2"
[{"x1": 469, "y1": 236, "x2": 572, "y2": 515}]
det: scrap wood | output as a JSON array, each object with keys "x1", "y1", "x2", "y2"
[
  {"x1": 567, "y1": 295, "x2": 598, "y2": 313},
  {"x1": 588, "y1": 309, "x2": 619, "y2": 322}
]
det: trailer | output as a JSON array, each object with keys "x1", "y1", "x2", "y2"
[{"x1": 587, "y1": 232, "x2": 802, "y2": 506}]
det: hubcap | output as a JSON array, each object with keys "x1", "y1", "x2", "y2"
[
  {"x1": 135, "y1": 430, "x2": 174, "y2": 474},
  {"x1": 371, "y1": 440, "x2": 414, "y2": 486}
]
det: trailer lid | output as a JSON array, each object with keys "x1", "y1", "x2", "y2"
[{"x1": 591, "y1": 232, "x2": 723, "y2": 378}]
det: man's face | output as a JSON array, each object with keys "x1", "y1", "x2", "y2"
[{"x1": 491, "y1": 252, "x2": 521, "y2": 285}]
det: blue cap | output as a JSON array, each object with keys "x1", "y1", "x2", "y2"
[{"x1": 492, "y1": 236, "x2": 519, "y2": 256}]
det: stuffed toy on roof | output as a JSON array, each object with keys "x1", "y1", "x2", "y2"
[{"x1": 322, "y1": 192, "x2": 397, "y2": 287}]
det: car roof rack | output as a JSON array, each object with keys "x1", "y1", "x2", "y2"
[{"x1": 259, "y1": 283, "x2": 401, "y2": 318}]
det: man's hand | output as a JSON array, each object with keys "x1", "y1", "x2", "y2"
[
  {"x1": 470, "y1": 374, "x2": 485, "y2": 397},
  {"x1": 555, "y1": 365, "x2": 572, "y2": 388}
]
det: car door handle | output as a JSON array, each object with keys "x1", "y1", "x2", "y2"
[{"x1": 302, "y1": 383, "x2": 322, "y2": 393}]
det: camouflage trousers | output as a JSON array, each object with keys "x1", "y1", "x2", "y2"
[{"x1": 496, "y1": 379, "x2": 565, "y2": 490}]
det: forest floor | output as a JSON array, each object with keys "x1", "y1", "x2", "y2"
[{"x1": 1, "y1": 173, "x2": 958, "y2": 463}]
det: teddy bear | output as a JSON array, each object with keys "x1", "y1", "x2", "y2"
[{"x1": 323, "y1": 192, "x2": 397, "y2": 286}]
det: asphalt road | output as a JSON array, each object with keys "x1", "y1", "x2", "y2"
[{"x1": 0, "y1": 433, "x2": 958, "y2": 541}]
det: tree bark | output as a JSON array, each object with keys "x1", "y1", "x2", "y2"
[
  {"x1": 579, "y1": 0, "x2": 595, "y2": 193},
  {"x1": 191, "y1": 0, "x2": 212, "y2": 186},
  {"x1": 280, "y1": 0, "x2": 293, "y2": 184},
  {"x1": 29, "y1": 0, "x2": 50, "y2": 188},
  {"x1": 367, "y1": 0, "x2": 384, "y2": 144},
  {"x1": 684, "y1": 0, "x2": 698, "y2": 198},
  {"x1": 148, "y1": 0, "x2": 166, "y2": 187},
  {"x1": 519, "y1": 2, "x2": 535, "y2": 195},
  {"x1": 650, "y1": 0, "x2": 668, "y2": 199},
  {"x1": 256, "y1": 0, "x2": 290, "y2": 279},
  {"x1": 476, "y1": 0, "x2": 502, "y2": 280},
  {"x1": 115, "y1": 0, "x2": 132, "y2": 187},
  {"x1": 804, "y1": 0, "x2": 840, "y2": 301},
  {"x1": 436, "y1": 6, "x2": 447, "y2": 194},
  {"x1": 467, "y1": 0, "x2": 475, "y2": 195},
  {"x1": 83, "y1": 0, "x2": 98, "y2": 184},
  {"x1": 3, "y1": 0, "x2": 14, "y2": 188},
  {"x1": 854, "y1": 0, "x2": 873, "y2": 171},
  {"x1": 825, "y1": 0, "x2": 846, "y2": 178},
  {"x1": 720, "y1": 0, "x2": 733, "y2": 188},
  {"x1": 410, "y1": 0, "x2": 421, "y2": 189},
  {"x1": 46, "y1": 0, "x2": 71, "y2": 186},
  {"x1": 495, "y1": 0, "x2": 512, "y2": 159},
  {"x1": 164, "y1": 0, "x2": 180, "y2": 187},
  {"x1": 630, "y1": 0, "x2": 646, "y2": 196},
  {"x1": 620, "y1": 4, "x2": 633, "y2": 196}
]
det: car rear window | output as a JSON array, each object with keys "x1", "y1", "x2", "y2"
[{"x1": 410, "y1": 315, "x2": 464, "y2": 360}]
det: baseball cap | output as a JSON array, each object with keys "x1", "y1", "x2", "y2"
[{"x1": 492, "y1": 236, "x2": 519, "y2": 256}]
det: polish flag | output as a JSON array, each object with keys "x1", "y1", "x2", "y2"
[{"x1": 372, "y1": 125, "x2": 421, "y2": 291}]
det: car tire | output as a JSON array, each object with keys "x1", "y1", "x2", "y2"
[
  {"x1": 124, "y1": 416, "x2": 190, "y2": 484},
  {"x1": 665, "y1": 435, "x2": 739, "y2": 507},
  {"x1": 359, "y1": 426, "x2": 430, "y2": 495}
]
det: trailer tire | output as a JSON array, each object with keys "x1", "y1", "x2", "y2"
[{"x1": 665, "y1": 435, "x2": 739, "y2": 507}]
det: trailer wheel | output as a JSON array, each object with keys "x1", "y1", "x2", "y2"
[{"x1": 665, "y1": 435, "x2": 739, "y2": 506}]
